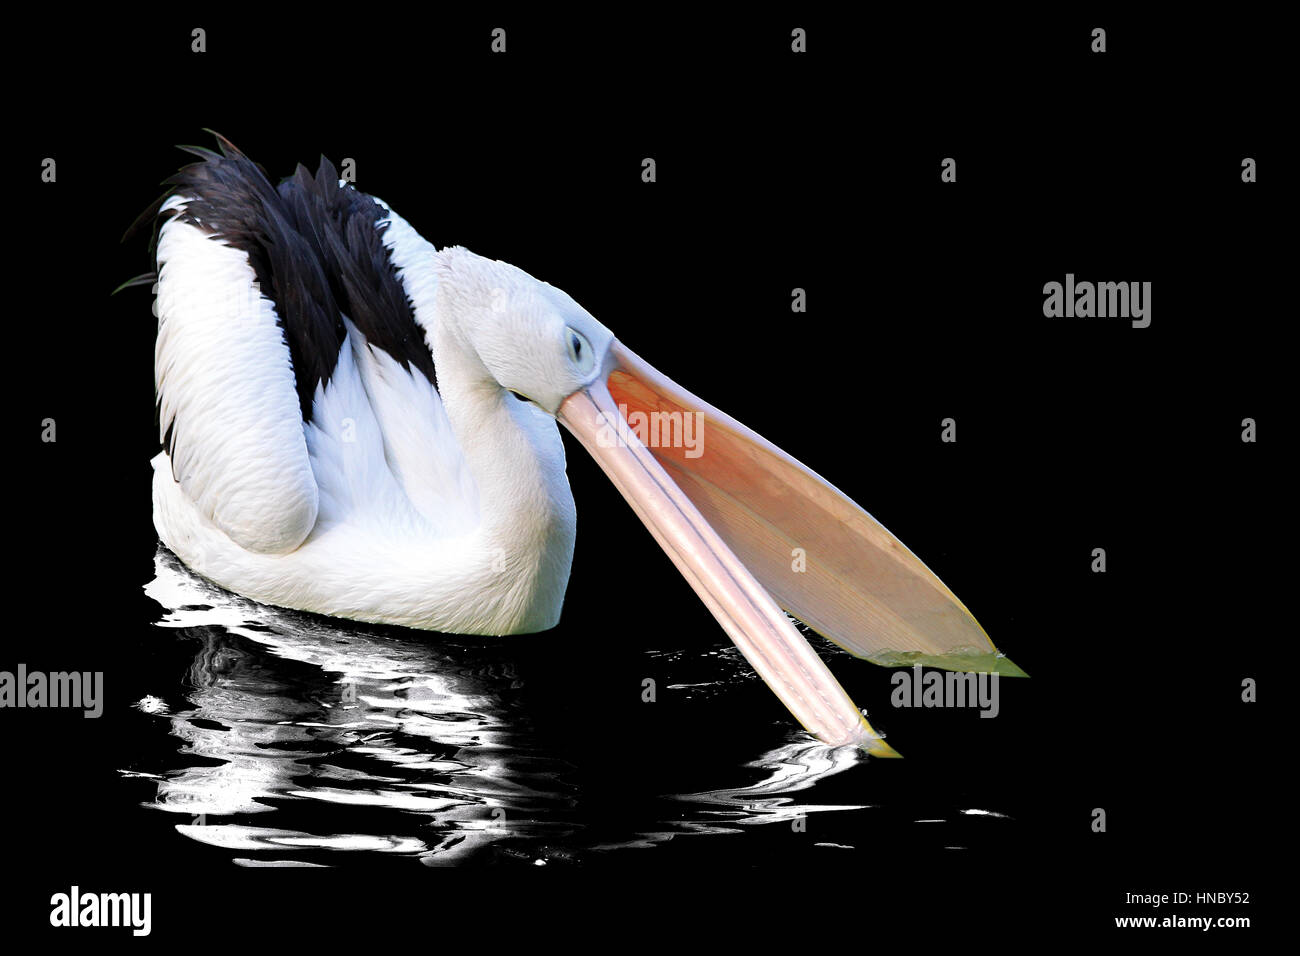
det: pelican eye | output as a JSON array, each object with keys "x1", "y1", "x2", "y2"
[{"x1": 565, "y1": 327, "x2": 595, "y2": 373}]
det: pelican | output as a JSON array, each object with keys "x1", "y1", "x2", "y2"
[{"x1": 138, "y1": 136, "x2": 1022, "y2": 757}]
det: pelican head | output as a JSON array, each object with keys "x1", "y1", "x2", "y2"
[
  {"x1": 422, "y1": 246, "x2": 1024, "y2": 757},
  {"x1": 431, "y1": 246, "x2": 614, "y2": 414}
]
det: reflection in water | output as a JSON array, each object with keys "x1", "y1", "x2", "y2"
[
  {"x1": 143, "y1": 547, "x2": 578, "y2": 865},
  {"x1": 589, "y1": 738, "x2": 874, "y2": 850},
  {"x1": 137, "y1": 546, "x2": 1006, "y2": 865},
  {"x1": 677, "y1": 738, "x2": 869, "y2": 822}
]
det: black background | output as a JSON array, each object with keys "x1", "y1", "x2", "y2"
[{"x1": 7, "y1": 8, "x2": 1279, "y2": 943}]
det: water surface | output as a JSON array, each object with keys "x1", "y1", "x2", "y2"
[{"x1": 122, "y1": 548, "x2": 1015, "y2": 866}]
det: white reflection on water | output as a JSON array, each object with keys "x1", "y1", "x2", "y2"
[
  {"x1": 679, "y1": 737, "x2": 868, "y2": 819},
  {"x1": 141, "y1": 547, "x2": 577, "y2": 864},
  {"x1": 138, "y1": 546, "x2": 968, "y2": 864},
  {"x1": 593, "y1": 738, "x2": 872, "y2": 850}
]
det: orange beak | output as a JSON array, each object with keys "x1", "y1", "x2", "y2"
[{"x1": 558, "y1": 341, "x2": 1024, "y2": 755}]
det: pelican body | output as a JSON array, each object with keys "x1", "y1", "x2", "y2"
[{"x1": 146, "y1": 137, "x2": 1021, "y2": 756}]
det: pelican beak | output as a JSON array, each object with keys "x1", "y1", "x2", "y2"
[{"x1": 557, "y1": 341, "x2": 1025, "y2": 755}]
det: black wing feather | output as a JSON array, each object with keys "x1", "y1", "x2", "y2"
[{"x1": 145, "y1": 134, "x2": 436, "y2": 422}]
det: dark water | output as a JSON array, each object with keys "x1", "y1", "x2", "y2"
[{"x1": 115, "y1": 547, "x2": 1022, "y2": 868}]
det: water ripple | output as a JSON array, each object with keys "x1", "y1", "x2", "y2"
[{"x1": 130, "y1": 546, "x2": 1014, "y2": 865}]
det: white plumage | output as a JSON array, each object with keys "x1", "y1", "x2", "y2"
[
  {"x1": 146, "y1": 140, "x2": 1020, "y2": 754},
  {"x1": 153, "y1": 195, "x2": 578, "y2": 634}
]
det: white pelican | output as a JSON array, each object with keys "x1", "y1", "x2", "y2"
[{"x1": 141, "y1": 136, "x2": 1022, "y2": 757}]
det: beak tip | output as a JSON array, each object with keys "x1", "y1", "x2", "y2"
[
  {"x1": 864, "y1": 738, "x2": 904, "y2": 759},
  {"x1": 849, "y1": 716, "x2": 902, "y2": 758},
  {"x1": 993, "y1": 654, "x2": 1030, "y2": 678}
]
